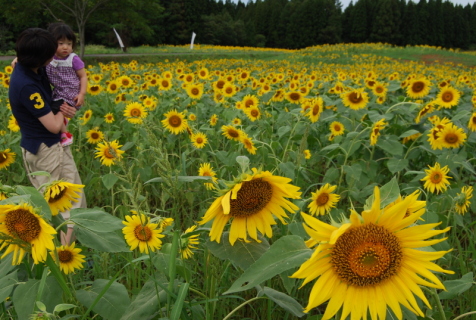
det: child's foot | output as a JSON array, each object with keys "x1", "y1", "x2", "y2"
[{"x1": 61, "y1": 132, "x2": 73, "y2": 147}]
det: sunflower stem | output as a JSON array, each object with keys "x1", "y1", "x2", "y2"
[
  {"x1": 222, "y1": 297, "x2": 266, "y2": 320},
  {"x1": 431, "y1": 287, "x2": 447, "y2": 320},
  {"x1": 453, "y1": 311, "x2": 476, "y2": 320}
]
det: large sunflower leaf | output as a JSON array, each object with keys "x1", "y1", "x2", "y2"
[
  {"x1": 70, "y1": 208, "x2": 123, "y2": 232},
  {"x1": 258, "y1": 286, "x2": 306, "y2": 317},
  {"x1": 205, "y1": 232, "x2": 270, "y2": 271},
  {"x1": 223, "y1": 235, "x2": 311, "y2": 294},
  {"x1": 439, "y1": 272, "x2": 474, "y2": 300},
  {"x1": 76, "y1": 279, "x2": 130, "y2": 320},
  {"x1": 75, "y1": 228, "x2": 130, "y2": 252},
  {"x1": 12, "y1": 277, "x2": 62, "y2": 320}
]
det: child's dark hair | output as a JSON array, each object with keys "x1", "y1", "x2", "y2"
[
  {"x1": 47, "y1": 22, "x2": 77, "y2": 50},
  {"x1": 15, "y1": 28, "x2": 57, "y2": 69}
]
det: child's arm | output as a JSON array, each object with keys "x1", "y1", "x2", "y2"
[{"x1": 74, "y1": 68, "x2": 87, "y2": 107}]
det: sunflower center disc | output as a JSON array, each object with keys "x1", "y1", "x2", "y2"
[
  {"x1": 169, "y1": 115, "x2": 182, "y2": 127},
  {"x1": 5, "y1": 209, "x2": 41, "y2": 242},
  {"x1": 443, "y1": 93, "x2": 453, "y2": 102},
  {"x1": 229, "y1": 179, "x2": 273, "y2": 218},
  {"x1": 349, "y1": 92, "x2": 362, "y2": 103},
  {"x1": 0, "y1": 152, "x2": 7, "y2": 164},
  {"x1": 331, "y1": 223, "x2": 402, "y2": 287},
  {"x1": 49, "y1": 187, "x2": 67, "y2": 203},
  {"x1": 131, "y1": 109, "x2": 141, "y2": 117},
  {"x1": 431, "y1": 173, "x2": 442, "y2": 183},
  {"x1": 58, "y1": 250, "x2": 73, "y2": 263},
  {"x1": 317, "y1": 193, "x2": 329, "y2": 206},
  {"x1": 104, "y1": 148, "x2": 116, "y2": 159},
  {"x1": 412, "y1": 82, "x2": 424, "y2": 93},
  {"x1": 134, "y1": 225, "x2": 152, "y2": 241},
  {"x1": 445, "y1": 133, "x2": 458, "y2": 144},
  {"x1": 290, "y1": 93, "x2": 300, "y2": 101}
]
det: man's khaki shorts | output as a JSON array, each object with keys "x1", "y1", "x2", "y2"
[{"x1": 22, "y1": 142, "x2": 87, "y2": 221}]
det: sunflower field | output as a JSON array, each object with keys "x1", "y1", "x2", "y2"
[{"x1": 0, "y1": 42, "x2": 475, "y2": 320}]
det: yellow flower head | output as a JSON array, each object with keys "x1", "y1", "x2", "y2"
[
  {"x1": 95, "y1": 140, "x2": 125, "y2": 166},
  {"x1": 122, "y1": 213, "x2": 164, "y2": 253},
  {"x1": 43, "y1": 181, "x2": 85, "y2": 216},
  {"x1": 308, "y1": 183, "x2": 340, "y2": 216},
  {"x1": 421, "y1": 162, "x2": 451, "y2": 194},
  {"x1": 162, "y1": 109, "x2": 188, "y2": 135},
  {"x1": 199, "y1": 168, "x2": 301, "y2": 245},
  {"x1": 292, "y1": 186, "x2": 453, "y2": 320},
  {"x1": 51, "y1": 242, "x2": 86, "y2": 274},
  {"x1": 0, "y1": 149, "x2": 16, "y2": 170}
]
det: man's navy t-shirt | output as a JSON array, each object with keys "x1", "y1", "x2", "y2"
[{"x1": 9, "y1": 63, "x2": 60, "y2": 154}]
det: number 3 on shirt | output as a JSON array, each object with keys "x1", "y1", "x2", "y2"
[{"x1": 30, "y1": 93, "x2": 45, "y2": 109}]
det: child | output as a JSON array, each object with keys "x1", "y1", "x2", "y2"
[
  {"x1": 9, "y1": 28, "x2": 86, "y2": 245},
  {"x1": 46, "y1": 23, "x2": 88, "y2": 146}
]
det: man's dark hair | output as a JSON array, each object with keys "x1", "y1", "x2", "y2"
[
  {"x1": 48, "y1": 23, "x2": 77, "y2": 51},
  {"x1": 15, "y1": 28, "x2": 57, "y2": 69}
]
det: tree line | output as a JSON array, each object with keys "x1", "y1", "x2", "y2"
[{"x1": 1, "y1": 0, "x2": 475, "y2": 54}]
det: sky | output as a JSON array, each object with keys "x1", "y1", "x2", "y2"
[{"x1": 228, "y1": 0, "x2": 475, "y2": 9}]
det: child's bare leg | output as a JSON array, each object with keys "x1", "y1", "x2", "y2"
[{"x1": 60, "y1": 227, "x2": 76, "y2": 246}]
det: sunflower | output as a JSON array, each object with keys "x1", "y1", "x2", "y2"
[
  {"x1": 292, "y1": 186, "x2": 453, "y2": 320},
  {"x1": 188, "y1": 113, "x2": 197, "y2": 121},
  {"x1": 435, "y1": 87, "x2": 460, "y2": 109},
  {"x1": 427, "y1": 116, "x2": 451, "y2": 149},
  {"x1": 191, "y1": 132, "x2": 208, "y2": 149},
  {"x1": 421, "y1": 162, "x2": 451, "y2": 194},
  {"x1": 106, "y1": 80, "x2": 120, "y2": 94},
  {"x1": 80, "y1": 110, "x2": 93, "y2": 125},
  {"x1": 415, "y1": 102, "x2": 435, "y2": 123},
  {"x1": 8, "y1": 115, "x2": 20, "y2": 132},
  {"x1": 180, "y1": 225, "x2": 200, "y2": 259},
  {"x1": 198, "y1": 67, "x2": 209, "y2": 80},
  {"x1": 122, "y1": 213, "x2": 164, "y2": 254},
  {"x1": 221, "y1": 125, "x2": 244, "y2": 141},
  {"x1": 185, "y1": 83, "x2": 204, "y2": 100},
  {"x1": 0, "y1": 149, "x2": 16, "y2": 170},
  {"x1": 329, "y1": 121, "x2": 345, "y2": 136},
  {"x1": 222, "y1": 82, "x2": 237, "y2": 98},
  {"x1": 434, "y1": 123, "x2": 467, "y2": 149},
  {"x1": 304, "y1": 97, "x2": 324, "y2": 123},
  {"x1": 117, "y1": 75, "x2": 134, "y2": 88},
  {"x1": 142, "y1": 97, "x2": 157, "y2": 111},
  {"x1": 209, "y1": 114, "x2": 218, "y2": 126},
  {"x1": 240, "y1": 135, "x2": 257, "y2": 155},
  {"x1": 285, "y1": 91, "x2": 304, "y2": 104},
  {"x1": 303, "y1": 149, "x2": 311, "y2": 159},
  {"x1": 468, "y1": 112, "x2": 476, "y2": 132},
  {"x1": 4, "y1": 65, "x2": 13, "y2": 74},
  {"x1": 162, "y1": 109, "x2": 188, "y2": 135},
  {"x1": 84, "y1": 128, "x2": 103, "y2": 145},
  {"x1": 308, "y1": 183, "x2": 340, "y2": 216},
  {"x1": 43, "y1": 180, "x2": 84, "y2": 216},
  {"x1": 199, "y1": 168, "x2": 301, "y2": 245},
  {"x1": 104, "y1": 113, "x2": 115, "y2": 124},
  {"x1": 242, "y1": 94, "x2": 259, "y2": 109},
  {"x1": 52, "y1": 243, "x2": 86, "y2": 274},
  {"x1": 231, "y1": 117, "x2": 242, "y2": 126},
  {"x1": 371, "y1": 81, "x2": 388, "y2": 97},
  {"x1": 406, "y1": 78, "x2": 431, "y2": 99},
  {"x1": 158, "y1": 78, "x2": 172, "y2": 91},
  {"x1": 370, "y1": 118, "x2": 387, "y2": 146},
  {"x1": 0, "y1": 203, "x2": 56, "y2": 265},
  {"x1": 341, "y1": 89, "x2": 369, "y2": 110},
  {"x1": 198, "y1": 163, "x2": 218, "y2": 190},
  {"x1": 87, "y1": 84, "x2": 102, "y2": 96},
  {"x1": 158, "y1": 217, "x2": 174, "y2": 230},
  {"x1": 183, "y1": 73, "x2": 195, "y2": 84},
  {"x1": 454, "y1": 186, "x2": 473, "y2": 215},
  {"x1": 244, "y1": 106, "x2": 261, "y2": 122},
  {"x1": 124, "y1": 102, "x2": 148, "y2": 124},
  {"x1": 95, "y1": 140, "x2": 125, "y2": 167}
]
